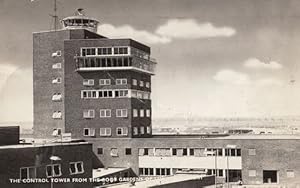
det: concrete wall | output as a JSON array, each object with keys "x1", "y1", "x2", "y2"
[{"x1": 0, "y1": 143, "x2": 93, "y2": 188}]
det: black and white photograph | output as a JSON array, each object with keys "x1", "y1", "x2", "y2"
[{"x1": 0, "y1": 0, "x2": 300, "y2": 187}]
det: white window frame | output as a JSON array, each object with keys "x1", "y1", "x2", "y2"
[
  {"x1": 52, "y1": 63, "x2": 62, "y2": 69},
  {"x1": 140, "y1": 109, "x2": 145, "y2": 117},
  {"x1": 83, "y1": 79, "x2": 94, "y2": 86},
  {"x1": 83, "y1": 109, "x2": 95, "y2": 118},
  {"x1": 52, "y1": 111, "x2": 62, "y2": 119},
  {"x1": 146, "y1": 82, "x2": 150, "y2": 88},
  {"x1": 132, "y1": 79, "x2": 137, "y2": 86},
  {"x1": 140, "y1": 81, "x2": 144, "y2": 87},
  {"x1": 20, "y1": 167, "x2": 36, "y2": 179},
  {"x1": 69, "y1": 161, "x2": 84, "y2": 175},
  {"x1": 146, "y1": 109, "x2": 151, "y2": 117},
  {"x1": 100, "y1": 128, "x2": 112, "y2": 136},
  {"x1": 133, "y1": 127, "x2": 138, "y2": 135},
  {"x1": 100, "y1": 109, "x2": 111, "y2": 118},
  {"x1": 52, "y1": 93, "x2": 62, "y2": 101},
  {"x1": 46, "y1": 164, "x2": 62, "y2": 177},
  {"x1": 146, "y1": 126, "x2": 151, "y2": 134},
  {"x1": 116, "y1": 127, "x2": 128, "y2": 136},
  {"x1": 99, "y1": 79, "x2": 111, "y2": 85},
  {"x1": 83, "y1": 128, "x2": 95, "y2": 137},
  {"x1": 133, "y1": 109, "x2": 138, "y2": 117},
  {"x1": 116, "y1": 78, "x2": 127, "y2": 85},
  {"x1": 140, "y1": 127, "x2": 145, "y2": 134},
  {"x1": 116, "y1": 109, "x2": 128, "y2": 117}
]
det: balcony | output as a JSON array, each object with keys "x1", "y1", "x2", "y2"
[{"x1": 74, "y1": 55, "x2": 156, "y2": 75}]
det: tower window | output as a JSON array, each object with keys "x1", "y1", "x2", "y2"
[
  {"x1": 100, "y1": 109, "x2": 111, "y2": 118},
  {"x1": 140, "y1": 109, "x2": 144, "y2": 117},
  {"x1": 132, "y1": 79, "x2": 137, "y2": 86},
  {"x1": 83, "y1": 128, "x2": 95, "y2": 136},
  {"x1": 52, "y1": 77, "x2": 62, "y2": 84},
  {"x1": 140, "y1": 81, "x2": 144, "y2": 87},
  {"x1": 83, "y1": 109, "x2": 95, "y2": 118},
  {"x1": 110, "y1": 148, "x2": 118, "y2": 157},
  {"x1": 46, "y1": 164, "x2": 62, "y2": 177},
  {"x1": 99, "y1": 79, "x2": 111, "y2": 85},
  {"x1": 133, "y1": 109, "x2": 138, "y2": 117},
  {"x1": 52, "y1": 63, "x2": 61, "y2": 69},
  {"x1": 116, "y1": 127, "x2": 128, "y2": 136},
  {"x1": 83, "y1": 79, "x2": 94, "y2": 86},
  {"x1": 52, "y1": 93, "x2": 62, "y2": 101},
  {"x1": 116, "y1": 78, "x2": 127, "y2": 85},
  {"x1": 116, "y1": 109, "x2": 128, "y2": 117},
  {"x1": 146, "y1": 126, "x2": 151, "y2": 134},
  {"x1": 69, "y1": 162, "x2": 84, "y2": 175},
  {"x1": 20, "y1": 167, "x2": 36, "y2": 179},
  {"x1": 100, "y1": 128, "x2": 111, "y2": 136},
  {"x1": 140, "y1": 127, "x2": 145, "y2": 134},
  {"x1": 146, "y1": 82, "x2": 150, "y2": 88},
  {"x1": 133, "y1": 127, "x2": 138, "y2": 135},
  {"x1": 146, "y1": 109, "x2": 151, "y2": 117},
  {"x1": 52, "y1": 111, "x2": 62, "y2": 119}
]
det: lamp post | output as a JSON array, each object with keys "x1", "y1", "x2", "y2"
[
  {"x1": 204, "y1": 150, "x2": 217, "y2": 188},
  {"x1": 49, "y1": 155, "x2": 61, "y2": 188},
  {"x1": 225, "y1": 145, "x2": 236, "y2": 188}
]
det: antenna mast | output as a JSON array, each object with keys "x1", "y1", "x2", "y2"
[{"x1": 50, "y1": 0, "x2": 59, "y2": 31}]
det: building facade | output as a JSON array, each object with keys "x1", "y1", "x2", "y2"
[{"x1": 33, "y1": 11, "x2": 155, "y2": 139}]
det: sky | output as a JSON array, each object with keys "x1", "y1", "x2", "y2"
[{"x1": 1, "y1": 0, "x2": 300, "y2": 122}]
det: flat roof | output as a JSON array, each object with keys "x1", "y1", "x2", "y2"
[
  {"x1": 105, "y1": 174, "x2": 209, "y2": 188},
  {"x1": 0, "y1": 141, "x2": 90, "y2": 150}
]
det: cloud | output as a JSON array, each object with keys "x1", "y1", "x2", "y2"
[
  {"x1": 244, "y1": 58, "x2": 283, "y2": 70},
  {"x1": 213, "y1": 69, "x2": 250, "y2": 85},
  {"x1": 0, "y1": 64, "x2": 18, "y2": 92},
  {"x1": 256, "y1": 78, "x2": 283, "y2": 86},
  {"x1": 98, "y1": 19, "x2": 236, "y2": 44},
  {"x1": 156, "y1": 19, "x2": 236, "y2": 39},
  {"x1": 99, "y1": 24, "x2": 171, "y2": 44}
]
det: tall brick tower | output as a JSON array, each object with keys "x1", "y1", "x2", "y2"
[{"x1": 33, "y1": 9, "x2": 156, "y2": 139}]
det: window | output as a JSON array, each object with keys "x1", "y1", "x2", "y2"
[
  {"x1": 83, "y1": 109, "x2": 95, "y2": 118},
  {"x1": 140, "y1": 81, "x2": 144, "y2": 87},
  {"x1": 52, "y1": 128, "x2": 62, "y2": 136},
  {"x1": 81, "y1": 90, "x2": 97, "y2": 99},
  {"x1": 97, "y1": 148, "x2": 103, "y2": 155},
  {"x1": 116, "y1": 109, "x2": 128, "y2": 117},
  {"x1": 146, "y1": 126, "x2": 151, "y2": 134},
  {"x1": 69, "y1": 162, "x2": 84, "y2": 175},
  {"x1": 83, "y1": 128, "x2": 95, "y2": 136},
  {"x1": 52, "y1": 93, "x2": 62, "y2": 101},
  {"x1": 140, "y1": 109, "x2": 144, "y2": 117},
  {"x1": 287, "y1": 170, "x2": 295, "y2": 178},
  {"x1": 132, "y1": 79, "x2": 137, "y2": 86},
  {"x1": 110, "y1": 148, "x2": 118, "y2": 157},
  {"x1": 146, "y1": 109, "x2": 151, "y2": 117},
  {"x1": 189, "y1": 148, "x2": 194, "y2": 156},
  {"x1": 183, "y1": 148, "x2": 188, "y2": 156},
  {"x1": 52, "y1": 50, "x2": 61, "y2": 57},
  {"x1": 52, "y1": 77, "x2": 62, "y2": 84},
  {"x1": 52, "y1": 63, "x2": 61, "y2": 69},
  {"x1": 125, "y1": 148, "x2": 132, "y2": 155},
  {"x1": 249, "y1": 148, "x2": 256, "y2": 156},
  {"x1": 97, "y1": 47, "x2": 112, "y2": 55},
  {"x1": 131, "y1": 90, "x2": 137, "y2": 98},
  {"x1": 83, "y1": 79, "x2": 94, "y2": 86},
  {"x1": 100, "y1": 109, "x2": 111, "y2": 118},
  {"x1": 115, "y1": 90, "x2": 129, "y2": 98},
  {"x1": 249, "y1": 170, "x2": 256, "y2": 177},
  {"x1": 116, "y1": 127, "x2": 128, "y2": 136},
  {"x1": 113, "y1": 47, "x2": 128, "y2": 55},
  {"x1": 143, "y1": 92, "x2": 150, "y2": 100},
  {"x1": 137, "y1": 91, "x2": 143, "y2": 99},
  {"x1": 133, "y1": 127, "x2": 138, "y2": 135},
  {"x1": 116, "y1": 78, "x2": 127, "y2": 85},
  {"x1": 146, "y1": 82, "x2": 150, "y2": 88},
  {"x1": 236, "y1": 149, "x2": 241, "y2": 156},
  {"x1": 133, "y1": 109, "x2": 138, "y2": 117},
  {"x1": 99, "y1": 79, "x2": 111, "y2": 85},
  {"x1": 81, "y1": 48, "x2": 96, "y2": 56},
  {"x1": 98, "y1": 90, "x2": 113, "y2": 98},
  {"x1": 140, "y1": 127, "x2": 145, "y2": 134},
  {"x1": 263, "y1": 170, "x2": 278, "y2": 183},
  {"x1": 100, "y1": 128, "x2": 111, "y2": 136},
  {"x1": 20, "y1": 167, "x2": 36, "y2": 179},
  {"x1": 46, "y1": 164, "x2": 61, "y2": 177},
  {"x1": 52, "y1": 111, "x2": 62, "y2": 119}
]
